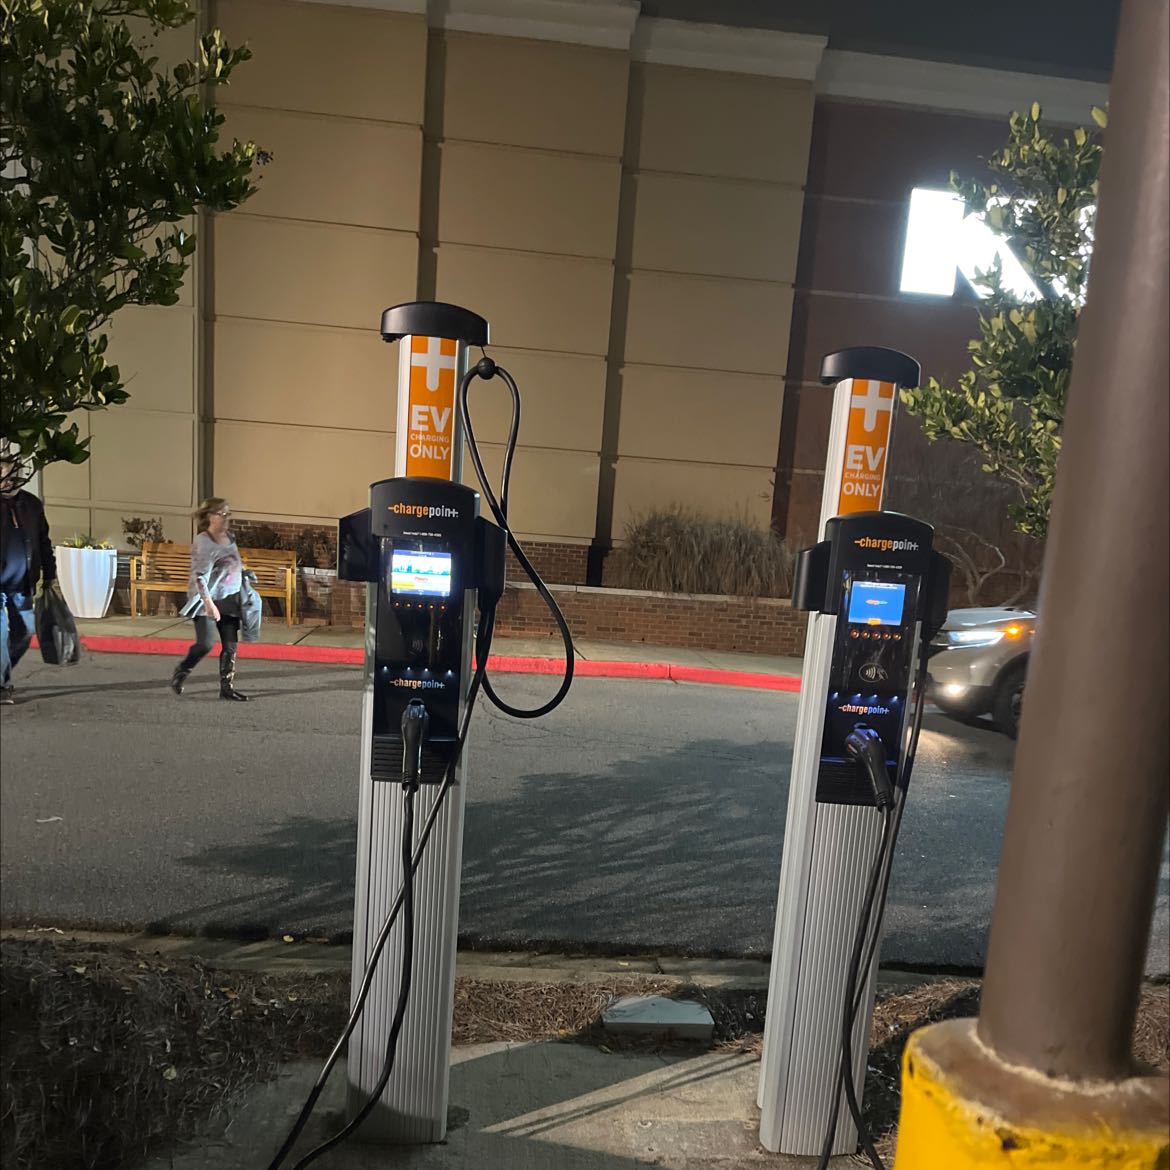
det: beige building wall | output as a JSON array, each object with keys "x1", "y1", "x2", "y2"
[
  {"x1": 41, "y1": 4, "x2": 820, "y2": 565},
  {"x1": 41, "y1": 18, "x2": 203, "y2": 548},
  {"x1": 34, "y1": 6, "x2": 1108, "y2": 576},
  {"x1": 210, "y1": 0, "x2": 427, "y2": 529},
  {"x1": 608, "y1": 57, "x2": 814, "y2": 540},
  {"x1": 430, "y1": 30, "x2": 627, "y2": 543}
]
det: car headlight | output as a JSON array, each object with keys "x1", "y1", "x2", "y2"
[{"x1": 946, "y1": 629, "x2": 1005, "y2": 647}]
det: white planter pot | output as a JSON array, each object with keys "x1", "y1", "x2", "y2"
[{"x1": 56, "y1": 547, "x2": 117, "y2": 618}]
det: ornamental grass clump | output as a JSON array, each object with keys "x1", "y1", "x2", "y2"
[{"x1": 609, "y1": 507, "x2": 794, "y2": 598}]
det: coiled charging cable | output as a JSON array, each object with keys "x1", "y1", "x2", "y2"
[{"x1": 461, "y1": 355, "x2": 575, "y2": 718}]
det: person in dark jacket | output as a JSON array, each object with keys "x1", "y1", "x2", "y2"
[{"x1": 0, "y1": 456, "x2": 56, "y2": 704}]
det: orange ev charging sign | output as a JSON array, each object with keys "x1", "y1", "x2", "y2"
[
  {"x1": 837, "y1": 379, "x2": 895, "y2": 513},
  {"x1": 404, "y1": 335, "x2": 459, "y2": 479}
]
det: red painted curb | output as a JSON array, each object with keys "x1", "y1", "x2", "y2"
[
  {"x1": 37, "y1": 635, "x2": 801, "y2": 692},
  {"x1": 669, "y1": 665, "x2": 802, "y2": 692},
  {"x1": 571, "y1": 659, "x2": 671, "y2": 681}
]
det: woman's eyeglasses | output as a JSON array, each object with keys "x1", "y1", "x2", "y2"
[{"x1": 213, "y1": 509, "x2": 231, "y2": 517}]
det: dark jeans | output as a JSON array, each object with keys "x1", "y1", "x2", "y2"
[
  {"x1": 0, "y1": 590, "x2": 35, "y2": 688},
  {"x1": 179, "y1": 613, "x2": 242, "y2": 671}
]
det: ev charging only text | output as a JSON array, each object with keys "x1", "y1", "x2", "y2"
[
  {"x1": 410, "y1": 404, "x2": 452, "y2": 464},
  {"x1": 843, "y1": 443, "x2": 885, "y2": 499}
]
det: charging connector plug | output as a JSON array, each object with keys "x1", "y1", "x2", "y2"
[
  {"x1": 845, "y1": 726, "x2": 895, "y2": 810},
  {"x1": 401, "y1": 700, "x2": 429, "y2": 791}
]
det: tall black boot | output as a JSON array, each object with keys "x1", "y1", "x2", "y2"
[
  {"x1": 170, "y1": 661, "x2": 192, "y2": 695},
  {"x1": 219, "y1": 648, "x2": 249, "y2": 702}
]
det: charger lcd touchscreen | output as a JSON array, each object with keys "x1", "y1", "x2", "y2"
[
  {"x1": 391, "y1": 550, "x2": 452, "y2": 598},
  {"x1": 848, "y1": 580, "x2": 906, "y2": 626}
]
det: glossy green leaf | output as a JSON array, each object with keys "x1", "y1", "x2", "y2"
[
  {"x1": 1, "y1": 0, "x2": 262, "y2": 476},
  {"x1": 898, "y1": 102, "x2": 1099, "y2": 541}
]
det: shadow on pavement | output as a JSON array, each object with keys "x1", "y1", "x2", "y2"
[
  {"x1": 12, "y1": 677, "x2": 175, "y2": 700},
  {"x1": 153, "y1": 737, "x2": 789, "y2": 953},
  {"x1": 458, "y1": 738, "x2": 791, "y2": 957},
  {"x1": 155, "y1": 815, "x2": 358, "y2": 940}
]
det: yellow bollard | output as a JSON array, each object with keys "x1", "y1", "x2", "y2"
[{"x1": 894, "y1": 1020, "x2": 1169, "y2": 1170}]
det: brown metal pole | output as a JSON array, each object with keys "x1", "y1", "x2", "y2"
[{"x1": 977, "y1": 0, "x2": 1170, "y2": 1081}]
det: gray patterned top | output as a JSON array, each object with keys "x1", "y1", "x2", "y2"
[{"x1": 187, "y1": 532, "x2": 243, "y2": 604}]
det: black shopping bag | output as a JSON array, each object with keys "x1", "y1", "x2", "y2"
[{"x1": 35, "y1": 585, "x2": 82, "y2": 665}]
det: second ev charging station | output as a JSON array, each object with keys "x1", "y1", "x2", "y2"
[
  {"x1": 758, "y1": 348, "x2": 950, "y2": 1163},
  {"x1": 267, "y1": 302, "x2": 573, "y2": 1168}
]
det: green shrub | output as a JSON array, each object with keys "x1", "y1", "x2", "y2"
[
  {"x1": 608, "y1": 507, "x2": 794, "y2": 598},
  {"x1": 59, "y1": 533, "x2": 113, "y2": 550},
  {"x1": 237, "y1": 523, "x2": 332, "y2": 568},
  {"x1": 121, "y1": 516, "x2": 166, "y2": 552}
]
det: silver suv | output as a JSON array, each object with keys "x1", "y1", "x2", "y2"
[{"x1": 926, "y1": 607, "x2": 1035, "y2": 737}]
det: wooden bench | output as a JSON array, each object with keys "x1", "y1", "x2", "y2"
[{"x1": 130, "y1": 541, "x2": 297, "y2": 625}]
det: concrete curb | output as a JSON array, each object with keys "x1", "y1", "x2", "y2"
[
  {"x1": 2, "y1": 928, "x2": 939, "y2": 991},
  {"x1": 40, "y1": 634, "x2": 803, "y2": 693}
]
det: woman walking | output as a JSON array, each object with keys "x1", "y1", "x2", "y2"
[{"x1": 170, "y1": 497, "x2": 249, "y2": 701}]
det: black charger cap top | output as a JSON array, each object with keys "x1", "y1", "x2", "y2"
[
  {"x1": 819, "y1": 347, "x2": 920, "y2": 389},
  {"x1": 379, "y1": 301, "x2": 490, "y2": 346}
]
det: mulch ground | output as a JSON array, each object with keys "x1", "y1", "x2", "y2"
[{"x1": 2, "y1": 938, "x2": 1167, "y2": 1170}]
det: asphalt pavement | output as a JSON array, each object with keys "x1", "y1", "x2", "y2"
[{"x1": 1, "y1": 652, "x2": 1166, "y2": 973}]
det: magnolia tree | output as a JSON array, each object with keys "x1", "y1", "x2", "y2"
[
  {"x1": 0, "y1": 0, "x2": 261, "y2": 484},
  {"x1": 900, "y1": 103, "x2": 1106, "y2": 538}
]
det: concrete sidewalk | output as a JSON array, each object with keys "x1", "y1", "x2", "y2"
[
  {"x1": 146, "y1": 1045, "x2": 819, "y2": 1170},
  {"x1": 72, "y1": 615, "x2": 805, "y2": 690}
]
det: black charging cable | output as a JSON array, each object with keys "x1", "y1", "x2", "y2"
[
  {"x1": 815, "y1": 639, "x2": 932, "y2": 1170},
  {"x1": 459, "y1": 356, "x2": 575, "y2": 719}
]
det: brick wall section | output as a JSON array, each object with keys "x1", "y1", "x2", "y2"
[
  {"x1": 506, "y1": 542, "x2": 589, "y2": 586},
  {"x1": 112, "y1": 543, "x2": 1029, "y2": 643},
  {"x1": 325, "y1": 575, "x2": 366, "y2": 628},
  {"x1": 231, "y1": 518, "x2": 334, "y2": 547},
  {"x1": 298, "y1": 568, "x2": 333, "y2": 624},
  {"x1": 294, "y1": 574, "x2": 806, "y2": 656},
  {"x1": 115, "y1": 546, "x2": 801, "y2": 654},
  {"x1": 230, "y1": 518, "x2": 337, "y2": 568},
  {"x1": 495, "y1": 584, "x2": 807, "y2": 656}
]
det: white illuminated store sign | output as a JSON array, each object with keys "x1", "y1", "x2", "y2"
[{"x1": 899, "y1": 187, "x2": 1040, "y2": 300}]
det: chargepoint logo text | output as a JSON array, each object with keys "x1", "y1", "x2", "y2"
[
  {"x1": 854, "y1": 537, "x2": 919, "y2": 553},
  {"x1": 391, "y1": 677, "x2": 446, "y2": 691},
  {"x1": 839, "y1": 702, "x2": 892, "y2": 717},
  {"x1": 390, "y1": 503, "x2": 460, "y2": 520}
]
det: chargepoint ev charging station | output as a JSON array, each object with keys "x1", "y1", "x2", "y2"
[
  {"x1": 342, "y1": 302, "x2": 489, "y2": 1146},
  {"x1": 267, "y1": 302, "x2": 574, "y2": 1169},
  {"x1": 758, "y1": 348, "x2": 950, "y2": 1164}
]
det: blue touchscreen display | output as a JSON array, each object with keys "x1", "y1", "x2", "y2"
[{"x1": 847, "y1": 580, "x2": 906, "y2": 626}]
